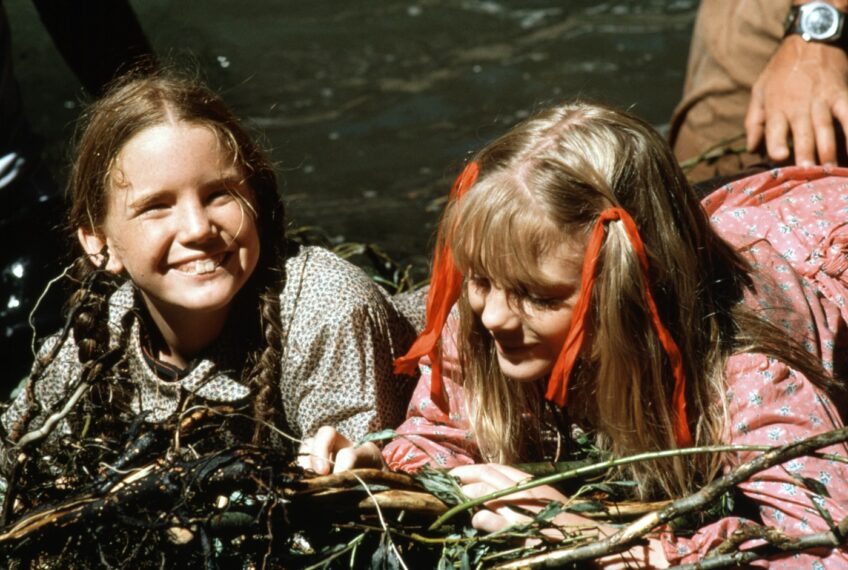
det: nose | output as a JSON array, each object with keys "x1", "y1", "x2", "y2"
[
  {"x1": 178, "y1": 198, "x2": 216, "y2": 243},
  {"x1": 479, "y1": 287, "x2": 521, "y2": 334}
]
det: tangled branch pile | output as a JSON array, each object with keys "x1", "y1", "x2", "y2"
[{"x1": 1, "y1": 408, "x2": 846, "y2": 569}]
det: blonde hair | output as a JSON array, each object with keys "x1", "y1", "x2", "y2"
[{"x1": 443, "y1": 101, "x2": 832, "y2": 498}]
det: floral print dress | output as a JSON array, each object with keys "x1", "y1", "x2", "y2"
[{"x1": 383, "y1": 166, "x2": 848, "y2": 567}]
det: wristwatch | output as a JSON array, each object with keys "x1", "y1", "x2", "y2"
[{"x1": 784, "y1": 1, "x2": 848, "y2": 45}]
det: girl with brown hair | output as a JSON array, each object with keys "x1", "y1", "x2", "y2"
[{"x1": 0, "y1": 72, "x2": 415, "y2": 513}]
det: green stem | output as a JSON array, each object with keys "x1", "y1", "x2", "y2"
[{"x1": 429, "y1": 444, "x2": 776, "y2": 530}]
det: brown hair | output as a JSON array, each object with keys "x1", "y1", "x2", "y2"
[
  {"x1": 61, "y1": 70, "x2": 286, "y2": 444},
  {"x1": 443, "y1": 101, "x2": 833, "y2": 498}
]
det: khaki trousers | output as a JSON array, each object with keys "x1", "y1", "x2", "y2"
[{"x1": 670, "y1": 0, "x2": 790, "y2": 181}]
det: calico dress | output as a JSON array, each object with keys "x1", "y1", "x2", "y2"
[
  {"x1": 1, "y1": 246, "x2": 416, "y2": 491},
  {"x1": 383, "y1": 166, "x2": 848, "y2": 567}
]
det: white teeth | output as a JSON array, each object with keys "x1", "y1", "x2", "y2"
[{"x1": 176, "y1": 256, "x2": 223, "y2": 275}]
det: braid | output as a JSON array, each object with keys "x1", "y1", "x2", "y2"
[
  {"x1": 8, "y1": 254, "x2": 121, "y2": 443},
  {"x1": 248, "y1": 278, "x2": 285, "y2": 446}
]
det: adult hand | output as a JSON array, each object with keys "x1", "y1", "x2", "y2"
[
  {"x1": 745, "y1": 35, "x2": 848, "y2": 166},
  {"x1": 297, "y1": 426, "x2": 384, "y2": 475}
]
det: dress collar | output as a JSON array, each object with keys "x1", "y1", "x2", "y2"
[{"x1": 106, "y1": 282, "x2": 252, "y2": 422}]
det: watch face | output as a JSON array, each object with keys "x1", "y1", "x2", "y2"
[{"x1": 802, "y1": 4, "x2": 840, "y2": 40}]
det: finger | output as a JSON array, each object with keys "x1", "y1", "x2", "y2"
[
  {"x1": 296, "y1": 437, "x2": 314, "y2": 470},
  {"x1": 333, "y1": 442, "x2": 383, "y2": 473},
  {"x1": 471, "y1": 509, "x2": 510, "y2": 533},
  {"x1": 493, "y1": 503, "x2": 531, "y2": 526},
  {"x1": 333, "y1": 447, "x2": 357, "y2": 473},
  {"x1": 745, "y1": 86, "x2": 766, "y2": 152},
  {"x1": 811, "y1": 100, "x2": 837, "y2": 165},
  {"x1": 764, "y1": 111, "x2": 791, "y2": 162},
  {"x1": 482, "y1": 464, "x2": 535, "y2": 483},
  {"x1": 831, "y1": 95, "x2": 848, "y2": 158},
  {"x1": 787, "y1": 114, "x2": 815, "y2": 166},
  {"x1": 309, "y1": 426, "x2": 342, "y2": 475},
  {"x1": 451, "y1": 464, "x2": 527, "y2": 489},
  {"x1": 460, "y1": 481, "x2": 497, "y2": 500}
]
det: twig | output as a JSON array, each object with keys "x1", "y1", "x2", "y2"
[
  {"x1": 27, "y1": 262, "x2": 76, "y2": 359},
  {"x1": 430, "y1": 443, "x2": 775, "y2": 530},
  {"x1": 14, "y1": 381, "x2": 91, "y2": 448},
  {"x1": 492, "y1": 426, "x2": 848, "y2": 568},
  {"x1": 667, "y1": 514, "x2": 848, "y2": 569},
  {"x1": 679, "y1": 133, "x2": 747, "y2": 173},
  {"x1": 351, "y1": 471, "x2": 409, "y2": 570}
]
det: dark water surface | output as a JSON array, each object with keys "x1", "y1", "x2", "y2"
[{"x1": 3, "y1": 0, "x2": 697, "y2": 391}]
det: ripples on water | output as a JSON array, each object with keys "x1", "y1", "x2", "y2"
[{"x1": 4, "y1": 0, "x2": 697, "y2": 394}]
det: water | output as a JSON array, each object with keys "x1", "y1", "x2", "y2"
[{"x1": 3, "y1": 0, "x2": 698, "y2": 393}]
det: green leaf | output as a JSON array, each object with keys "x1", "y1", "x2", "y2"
[
  {"x1": 358, "y1": 429, "x2": 397, "y2": 445},
  {"x1": 565, "y1": 500, "x2": 607, "y2": 514},
  {"x1": 799, "y1": 477, "x2": 831, "y2": 498}
]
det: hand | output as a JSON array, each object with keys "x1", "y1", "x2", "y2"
[
  {"x1": 451, "y1": 464, "x2": 669, "y2": 568},
  {"x1": 297, "y1": 426, "x2": 384, "y2": 475},
  {"x1": 450, "y1": 463, "x2": 583, "y2": 534},
  {"x1": 745, "y1": 35, "x2": 848, "y2": 166}
]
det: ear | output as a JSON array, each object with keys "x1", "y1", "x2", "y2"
[{"x1": 77, "y1": 227, "x2": 125, "y2": 273}]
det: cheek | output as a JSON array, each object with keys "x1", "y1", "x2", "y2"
[
  {"x1": 536, "y1": 309, "x2": 574, "y2": 350},
  {"x1": 240, "y1": 217, "x2": 262, "y2": 274},
  {"x1": 466, "y1": 286, "x2": 485, "y2": 316}
]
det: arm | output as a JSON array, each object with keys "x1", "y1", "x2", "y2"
[
  {"x1": 279, "y1": 248, "x2": 418, "y2": 466},
  {"x1": 31, "y1": 0, "x2": 155, "y2": 95},
  {"x1": 381, "y1": 355, "x2": 482, "y2": 472},
  {"x1": 662, "y1": 354, "x2": 848, "y2": 567},
  {"x1": 299, "y1": 302, "x2": 480, "y2": 475},
  {"x1": 745, "y1": 1, "x2": 848, "y2": 166}
]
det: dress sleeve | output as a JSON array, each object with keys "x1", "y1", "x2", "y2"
[
  {"x1": 278, "y1": 247, "x2": 417, "y2": 442},
  {"x1": 382, "y1": 319, "x2": 482, "y2": 472},
  {"x1": 661, "y1": 353, "x2": 848, "y2": 567}
]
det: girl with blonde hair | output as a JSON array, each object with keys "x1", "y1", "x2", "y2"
[{"x1": 382, "y1": 101, "x2": 848, "y2": 566}]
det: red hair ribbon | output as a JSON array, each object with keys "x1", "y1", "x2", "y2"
[
  {"x1": 544, "y1": 208, "x2": 693, "y2": 447},
  {"x1": 394, "y1": 161, "x2": 480, "y2": 407}
]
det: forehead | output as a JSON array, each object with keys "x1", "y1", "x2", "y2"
[
  {"x1": 111, "y1": 122, "x2": 237, "y2": 191},
  {"x1": 451, "y1": 180, "x2": 587, "y2": 290},
  {"x1": 534, "y1": 239, "x2": 586, "y2": 287}
]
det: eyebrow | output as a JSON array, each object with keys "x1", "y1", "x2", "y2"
[{"x1": 125, "y1": 175, "x2": 246, "y2": 211}]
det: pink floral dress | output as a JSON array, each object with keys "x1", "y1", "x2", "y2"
[{"x1": 383, "y1": 166, "x2": 848, "y2": 567}]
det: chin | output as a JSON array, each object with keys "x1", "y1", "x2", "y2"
[{"x1": 497, "y1": 359, "x2": 552, "y2": 383}]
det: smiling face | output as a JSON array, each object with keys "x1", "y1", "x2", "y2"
[
  {"x1": 466, "y1": 240, "x2": 585, "y2": 383},
  {"x1": 79, "y1": 121, "x2": 260, "y2": 333}
]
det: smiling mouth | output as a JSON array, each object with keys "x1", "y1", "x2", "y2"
[{"x1": 174, "y1": 253, "x2": 228, "y2": 275}]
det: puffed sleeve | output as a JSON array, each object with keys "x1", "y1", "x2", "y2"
[
  {"x1": 382, "y1": 318, "x2": 481, "y2": 472},
  {"x1": 661, "y1": 354, "x2": 848, "y2": 567},
  {"x1": 277, "y1": 247, "x2": 416, "y2": 442}
]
